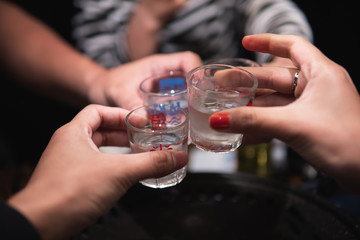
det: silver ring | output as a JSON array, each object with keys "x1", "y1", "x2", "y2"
[{"x1": 292, "y1": 70, "x2": 300, "y2": 92}]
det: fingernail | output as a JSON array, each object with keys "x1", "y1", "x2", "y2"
[
  {"x1": 172, "y1": 151, "x2": 188, "y2": 169},
  {"x1": 209, "y1": 112, "x2": 230, "y2": 130}
]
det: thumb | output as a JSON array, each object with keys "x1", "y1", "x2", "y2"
[
  {"x1": 209, "y1": 106, "x2": 299, "y2": 143},
  {"x1": 123, "y1": 151, "x2": 188, "y2": 182}
]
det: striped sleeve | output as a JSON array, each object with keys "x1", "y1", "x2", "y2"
[
  {"x1": 72, "y1": 0, "x2": 135, "y2": 68},
  {"x1": 72, "y1": 0, "x2": 313, "y2": 67},
  {"x1": 236, "y1": 0, "x2": 313, "y2": 63}
]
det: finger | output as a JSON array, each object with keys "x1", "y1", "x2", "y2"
[
  {"x1": 120, "y1": 151, "x2": 188, "y2": 183},
  {"x1": 209, "y1": 106, "x2": 300, "y2": 143},
  {"x1": 80, "y1": 105, "x2": 147, "y2": 147},
  {"x1": 73, "y1": 105, "x2": 130, "y2": 132},
  {"x1": 214, "y1": 66, "x2": 299, "y2": 94},
  {"x1": 92, "y1": 130, "x2": 129, "y2": 147},
  {"x1": 255, "y1": 88, "x2": 275, "y2": 96},
  {"x1": 242, "y1": 34, "x2": 329, "y2": 71},
  {"x1": 214, "y1": 68, "x2": 257, "y2": 90},
  {"x1": 253, "y1": 92, "x2": 295, "y2": 107},
  {"x1": 249, "y1": 67, "x2": 298, "y2": 93}
]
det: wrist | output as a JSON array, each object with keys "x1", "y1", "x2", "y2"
[
  {"x1": 7, "y1": 180, "x2": 89, "y2": 240},
  {"x1": 7, "y1": 186, "x2": 68, "y2": 240},
  {"x1": 81, "y1": 60, "x2": 109, "y2": 105}
]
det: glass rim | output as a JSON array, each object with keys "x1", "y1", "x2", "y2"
[
  {"x1": 186, "y1": 64, "x2": 258, "y2": 96},
  {"x1": 139, "y1": 70, "x2": 187, "y2": 97},
  {"x1": 205, "y1": 57, "x2": 262, "y2": 67},
  {"x1": 125, "y1": 103, "x2": 189, "y2": 133}
]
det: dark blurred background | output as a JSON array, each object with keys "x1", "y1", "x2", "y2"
[
  {"x1": 295, "y1": 0, "x2": 359, "y2": 88},
  {"x1": 0, "y1": 0, "x2": 359, "y2": 215}
]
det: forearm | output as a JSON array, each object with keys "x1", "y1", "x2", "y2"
[
  {"x1": 126, "y1": 4, "x2": 163, "y2": 61},
  {"x1": 0, "y1": 1, "x2": 106, "y2": 106}
]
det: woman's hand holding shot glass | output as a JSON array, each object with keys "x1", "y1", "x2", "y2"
[
  {"x1": 8, "y1": 104, "x2": 188, "y2": 239},
  {"x1": 209, "y1": 34, "x2": 360, "y2": 193}
]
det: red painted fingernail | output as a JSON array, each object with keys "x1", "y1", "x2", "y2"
[{"x1": 209, "y1": 113, "x2": 230, "y2": 130}]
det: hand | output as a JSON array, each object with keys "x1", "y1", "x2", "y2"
[
  {"x1": 87, "y1": 51, "x2": 202, "y2": 110},
  {"x1": 210, "y1": 34, "x2": 360, "y2": 192},
  {"x1": 8, "y1": 105, "x2": 188, "y2": 240}
]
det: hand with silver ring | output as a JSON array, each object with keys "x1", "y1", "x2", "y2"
[{"x1": 209, "y1": 34, "x2": 360, "y2": 193}]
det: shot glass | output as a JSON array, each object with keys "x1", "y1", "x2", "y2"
[
  {"x1": 139, "y1": 70, "x2": 187, "y2": 111},
  {"x1": 125, "y1": 103, "x2": 188, "y2": 188},
  {"x1": 186, "y1": 64, "x2": 258, "y2": 153}
]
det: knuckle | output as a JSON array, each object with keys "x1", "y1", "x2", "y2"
[
  {"x1": 289, "y1": 35, "x2": 309, "y2": 51},
  {"x1": 287, "y1": 35, "x2": 307, "y2": 45},
  {"x1": 292, "y1": 35, "x2": 307, "y2": 42},
  {"x1": 52, "y1": 125, "x2": 66, "y2": 138},
  {"x1": 51, "y1": 123, "x2": 74, "y2": 143},
  {"x1": 337, "y1": 65, "x2": 350, "y2": 77}
]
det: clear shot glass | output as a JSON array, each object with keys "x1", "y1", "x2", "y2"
[
  {"x1": 139, "y1": 70, "x2": 187, "y2": 111},
  {"x1": 125, "y1": 103, "x2": 188, "y2": 188},
  {"x1": 186, "y1": 64, "x2": 257, "y2": 153}
]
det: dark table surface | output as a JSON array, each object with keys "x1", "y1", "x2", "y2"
[{"x1": 72, "y1": 173, "x2": 360, "y2": 240}]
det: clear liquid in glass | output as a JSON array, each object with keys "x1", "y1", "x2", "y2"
[
  {"x1": 130, "y1": 133, "x2": 187, "y2": 188},
  {"x1": 188, "y1": 97, "x2": 243, "y2": 153}
]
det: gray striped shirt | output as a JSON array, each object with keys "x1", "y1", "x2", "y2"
[{"x1": 72, "y1": 0, "x2": 313, "y2": 68}]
